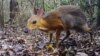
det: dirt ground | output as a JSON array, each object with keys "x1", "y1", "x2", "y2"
[{"x1": 0, "y1": 24, "x2": 100, "y2": 56}]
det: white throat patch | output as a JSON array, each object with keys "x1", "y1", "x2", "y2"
[{"x1": 39, "y1": 27, "x2": 48, "y2": 30}]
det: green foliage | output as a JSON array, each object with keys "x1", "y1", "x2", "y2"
[
  {"x1": 60, "y1": 0, "x2": 69, "y2": 5},
  {"x1": 44, "y1": 3, "x2": 55, "y2": 12},
  {"x1": 79, "y1": 0, "x2": 89, "y2": 10}
]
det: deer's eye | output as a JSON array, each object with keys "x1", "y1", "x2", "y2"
[
  {"x1": 32, "y1": 20, "x2": 37, "y2": 24},
  {"x1": 58, "y1": 16, "x2": 61, "y2": 19}
]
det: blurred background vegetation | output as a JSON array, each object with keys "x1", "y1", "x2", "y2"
[{"x1": 0, "y1": 0, "x2": 100, "y2": 31}]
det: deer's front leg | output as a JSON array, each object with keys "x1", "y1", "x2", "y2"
[{"x1": 56, "y1": 30, "x2": 61, "y2": 48}]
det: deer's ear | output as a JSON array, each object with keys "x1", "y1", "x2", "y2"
[{"x1": 37, "y1": 8, "x2": 44, "y2": 17}]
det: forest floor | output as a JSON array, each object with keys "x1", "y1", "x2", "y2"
[{"x1": 0, "y1": 23, "x2": 100, "y2": 56}]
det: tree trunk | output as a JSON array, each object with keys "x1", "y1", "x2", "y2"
[
  {"x1": 96, "y1": 0, "x2": 100, "y2": 28},
  {"x1": 9, "y1": 0, "x2": 19, "y2": 23},
  {"x1": 42, "y1": 0, "x2": 45, "y2": 12},
  {"x1": 0, "y1": 0, "x2": 4, "y2": 31}
]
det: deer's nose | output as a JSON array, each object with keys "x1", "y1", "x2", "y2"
[{"x1": 23, "y1": 28, "x2": 29, "y2": 33}]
